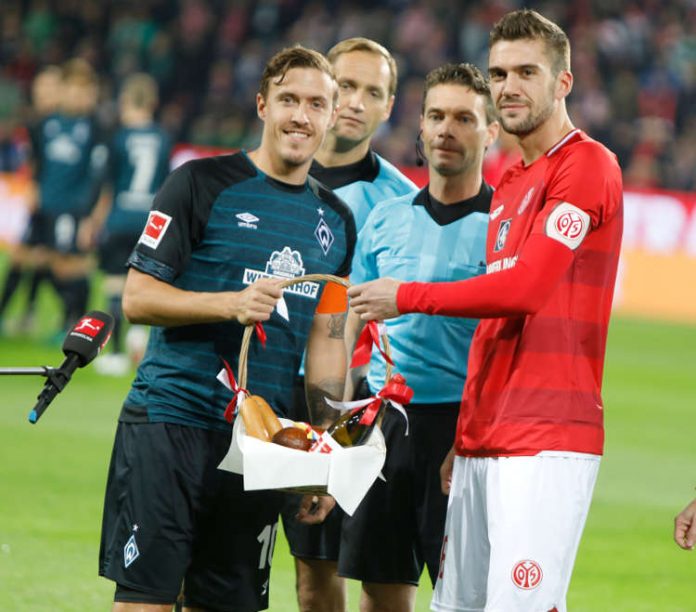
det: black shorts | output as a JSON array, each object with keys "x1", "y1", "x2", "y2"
[
  {"x1": 98, "y1": 230, "x2": 139, "y2": 275},
  {"x1": 22, "y1": 211, "x2": 52, "y2": 247},
  {"x1": 99, "y1": 421, "x2": 284, "y2": 611},
  {"x1": 337, "y1": 401, "x2": 459, "y2": 586},
  {"x1": 280, "y1": 376, "x2": 344, "y2": 560},
  {"x1": 24, "y1": 210, "x2": 86, "y2": 254}
]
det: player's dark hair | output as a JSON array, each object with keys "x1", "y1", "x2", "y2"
[
  {"x1": 489, "y1": 9, "x2": 570, "y2": 75},
  {"x1": 327, "y1": 37, "x2": 398, "y2": 97},
  {"x1": 259, "y1": 45, "x2": 336, "y2": 102},
  {"x1": 422, "y1": 63, "x2": 495, "y2": 124}
]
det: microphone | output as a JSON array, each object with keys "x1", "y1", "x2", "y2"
[{"x1": 28, "y1": 311, "x2": 114, "y2": 424}]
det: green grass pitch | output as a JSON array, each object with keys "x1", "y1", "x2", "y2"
[{"x1": 0, "y1": 274, "x2": 694, "y2": 610}]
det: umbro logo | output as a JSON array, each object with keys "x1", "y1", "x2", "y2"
[{"x1": 236, "y1": 212, "x2": 259, "y2": 229}]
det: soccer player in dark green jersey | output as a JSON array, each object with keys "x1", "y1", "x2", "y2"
[
  {"x1": 41, "y1": 60, "x2": 105, "y2": 330},
  {"x1": 82, "y1": 73, "x2": 172, "y2": 375},
  {"x1": 0, "y1": 65, "x2": 63, "y2": 332},
  {"x1": 98, "y1": 47, "x2": 355, "y2": 612}
]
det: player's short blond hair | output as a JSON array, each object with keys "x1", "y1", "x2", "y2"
[
  {"x1": 61, "y1": 58, "x2": 98, "y2": 87},
  {"x1": 121, "y1": 73, "x2": 159, "y2": 110},
  {"x1": 259, "y1": 45, "x2": 335, "y2": 101},
  {"x1": 489, "y1": 9, "x2": 571, "y2": 75},
  {"x1": 327, "y1": 37, "x2": 398, "y2": 97}
]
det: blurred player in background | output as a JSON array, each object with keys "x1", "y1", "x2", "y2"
[
  {"x1": 98, "y1": 46, "x2": 355, "y2": 612},
  {"x1": 348, "y1": 9, "x2": 624, "y2": 611},
  {"x1": 80, "y1": 73, "x2": 172, "y2": 375},
  {"x1": 281, "y1": 37, "x2": 416, "y2": 612},
  {"x1": 674, "y1": 498, "x2": 696, "y2": 550},
  {"x1": 7, "y1": 59, "x2": 106, "y2": 334},
  {"x1": 0, "y1": 65, "x2": 62, "y2": 332},
  {"x1": 49, "y1": 59, "x2": 106, "y2": 331},
  {"x1": 341, "y1": 62, "x2": 497, "y2": 612}
]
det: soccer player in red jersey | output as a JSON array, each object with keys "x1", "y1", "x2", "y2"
[{"x1": 348, "y1": 9, "x2": 623, "y2": 611}]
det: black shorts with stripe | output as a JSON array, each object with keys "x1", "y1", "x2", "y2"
[{"x1": 99, "y1": 421, "x2": 284, "y2": 611}]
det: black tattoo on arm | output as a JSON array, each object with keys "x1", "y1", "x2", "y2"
[
  {"x1": 327, "y1": 312, "x2": 346, "y2": 339},
  {"x1": 306, "y1": 379, "x2": 344, "y2": 426}
]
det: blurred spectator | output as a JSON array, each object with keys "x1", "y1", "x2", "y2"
[{"x1": 0, "y1": 0, "x2": 694, "y2": 189}]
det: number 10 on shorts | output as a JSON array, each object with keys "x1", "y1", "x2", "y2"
[{"x1": 257, "y1": 523, "x2": 278, "y2": 569}]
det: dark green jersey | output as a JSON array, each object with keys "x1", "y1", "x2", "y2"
[
  {"x1": 122, "y1": 152, "x2": 355, "y2": 431},
  {"x1": 33, "y1": 113, "x2": 106, "y2": 216},
  {"x1": 104, "y1": 122, "x2": 172, "y2": 235}
]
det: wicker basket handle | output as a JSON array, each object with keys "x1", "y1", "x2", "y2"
[{"x1": 237, "y1": 273, "x2": 392, "y2": 390}]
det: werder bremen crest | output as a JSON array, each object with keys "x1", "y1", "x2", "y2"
[{"x1": 314, "y1": 218, "x2": 334, "y2": 255}]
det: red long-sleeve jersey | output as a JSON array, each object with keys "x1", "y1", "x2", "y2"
[{"x1": 397, "y1": 130, "x2": 623, "y2": 456}]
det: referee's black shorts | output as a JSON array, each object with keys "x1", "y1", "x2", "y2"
[
  {"x1": 99, "y1": 421, "x2": 284, "y2": 611},
  {"x1": 337, "y1": 400, "x2": 459, "y2": 586}
]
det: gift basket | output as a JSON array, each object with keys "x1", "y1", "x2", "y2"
[{"x1": 217, "y1": 274, "x2": 412, "y2": 515}]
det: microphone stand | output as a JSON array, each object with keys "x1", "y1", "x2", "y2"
[
  {"x1": 0, "y1": 366, "x2": 72, "y2": 422},
  {"x1": 0, "y1": 366, "x2": 57, "y2": 375},
  {"x1": 0, "y1": 366, "x2": 68, "y2": 386}
]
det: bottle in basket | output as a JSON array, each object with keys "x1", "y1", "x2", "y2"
[
  {"x1": 326, "y1": 374, "x2": 412, "y2": 447},
  {"x1": 326, "y1": 399, "x2": 387, "y2": 447}
]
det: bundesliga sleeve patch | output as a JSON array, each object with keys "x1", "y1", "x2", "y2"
[
  {"x1": 545, "y1": 202, "x2": 591, "y2": 250},
  {"x1": 138, "y1": 211, "x2": 172, "y2": 249}
]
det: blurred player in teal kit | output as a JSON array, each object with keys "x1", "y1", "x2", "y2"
[
  {"x1": 81, "y1": 73, "x2": 172, "y2": 374},
  {"x1": 342, "y1": 63, "x2": 497, "y2": 612},
  {"x1": 12, "y1": 59, "x2": 106, "y2": 332},
  {"x1": 281, "y1": 37, "x2": 416, "y2": 612},
  {"x1": 0, "y1": 65, "x2": 63, "y2": 331},
  {"x1": 98, "y1": 46, "x2": 355, "y2": 611}
]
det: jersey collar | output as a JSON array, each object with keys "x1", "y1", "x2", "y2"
[
  {"x1": 546, "y1": 128, "x2": 582, "y2": 157},
  {"x1": 413, "y1": 183, "x2": 492, "y2": 226},
  {"x1": 310, "y1": 150, "x2": 380, "y2": 189}
]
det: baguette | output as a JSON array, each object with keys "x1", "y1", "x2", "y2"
[
  {"x1": 240, "y1": 396, "x2": 270, "y2": 441},
  {"x1": 240, "y1": 394, "x2": 283, "y2": 440},
  {"x1": 252, "y1": 395, "x2": 283, "y2": 438}
]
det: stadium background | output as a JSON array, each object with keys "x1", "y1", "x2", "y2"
[{"x1": 0, "y1": 1, "x2": 695, "y2": 610}]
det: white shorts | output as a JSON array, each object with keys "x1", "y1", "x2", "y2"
[{"x1": 431, "y1": 453, "x2": 600, "y2": 612}]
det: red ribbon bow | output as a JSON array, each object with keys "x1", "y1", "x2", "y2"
[
  {"x1": 254, "y1": 322, "x2": 267, "y2": 347},
  {"x1": 350, "y1": 320, "x2": 394, "y2": 369},
  {"x1": 221, "y1": 358, "x2": 248, "y2": 423},
  {"x1": 356, "y1": 373, "x2": 414, "y2": 426}
]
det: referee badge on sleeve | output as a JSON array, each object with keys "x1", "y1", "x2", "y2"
[{"x1": 545, "y1": 202, "x2": 591, "y2": 250}]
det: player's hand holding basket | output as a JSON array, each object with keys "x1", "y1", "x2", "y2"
[{"x1": 217, "y1": 274, "x2": 412, "y2": 515}]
